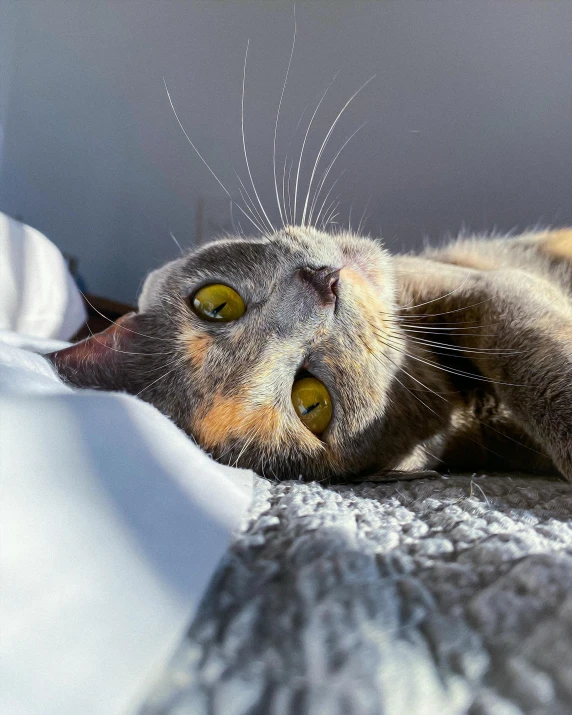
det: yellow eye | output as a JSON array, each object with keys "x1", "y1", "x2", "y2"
[
  {"x1": 291, "y1": 376, "x2": 332, "y2": 435},
  {"x1": 192, "y1": 284, "x2": 246, "y2": 322}
]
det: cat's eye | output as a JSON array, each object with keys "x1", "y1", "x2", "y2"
[
  {"x1": 192, "y1": 284, "x2": 246, "y2": 322},
  {"x1": 291, "y1": 376, "x2": 332, "y2": 435}
]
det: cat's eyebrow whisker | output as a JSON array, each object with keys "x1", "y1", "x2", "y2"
[
  {"x1": 356, "y1": 196, "x2": 372, "y2": 235},
  {"x1": 301, "y1": 74, "x2": 375, "y2": 226},
  {"x1": 308, "y1": 124, "x2": 365, "y2": 226},
  {"x1": 293, "y1": 71, "x2": 339, "y2": 225},
  {"x1": 312, "y1": 169, "x2": 347, "y2": 229},
  {"x1": 241, "y1": 39, "x2": 275, "y2": 234},
  {"x1": 163, "y1": 78, "x2": 234, "y2": 202},
  {"x1": 273, "y1": 6, "x2": 297, "y2": 227},
  {"x1": 235, "y1": 204, "x2": 266, "y2": 237},
  {"x1": 165, "y1": 78, "x2": 262, "y2": 237},
  {"x1": 286, "y1": 157, "x2": 295, "y2": 225},
  {"x1": 281, "y1": 153, "x2": 290, "y2": 226},
  {"x1": 324, "y1": 212, "x2": 340, "y2": 230},
  {"x1": 320, "y1": 196, "x2": 341, "y2": 230},
  {"x1": 169, "y1": 230, "x2": 185, "y2": 256},
  {"x1": 235, "y1": 172, "x2": 269, "y2": 234}
]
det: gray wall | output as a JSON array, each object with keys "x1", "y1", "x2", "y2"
[{"x1": 1, "y1": 0, "x2": 571, "y2": 303}]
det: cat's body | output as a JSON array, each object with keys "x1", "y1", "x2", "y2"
[{"x1": 49, "y1": 226, "x2": 572, "y2": 482}]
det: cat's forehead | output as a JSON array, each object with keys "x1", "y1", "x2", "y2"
[
  {"x1": 188, "y1": 226, "x2": 344, "y2": 273},
  {"x1": 139, "y1": 226, "x2": 388, "y2": 309}
]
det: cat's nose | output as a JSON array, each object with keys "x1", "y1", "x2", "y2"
[{"x1": 298, "y1": 266, "x2": 340, "y2": 306}]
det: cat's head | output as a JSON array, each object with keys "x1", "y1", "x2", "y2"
[{"x1": 49, "y1": 227, "x2": 404, "y2": 480}]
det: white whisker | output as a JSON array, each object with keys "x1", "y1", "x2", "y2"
[
  {"x1": 163, "y1": 78, "x2": 233, "y2": 200},
  {"x1": 320, "y1": 195, "x2": 341, "y2": 229},
  {"x1": 301, "y1": 76, "x2": 374, "y2": 226},
  {"x1": 286, "y1": 157, "x2": 294, "y2": 225},
  {"x1": 235, "y1": 170, "x2": 269, "y2": 231},
  {"x1": 308, "y1": 123, "x2": 365, "y2": 226},
  {"x1": 313, "y1": 169, "x2": 347, "y2": 228},
  {"x1": 241, "y1": 40, "x2": 275, "y2": 233},
  {"x1": 356, "y1": 195, "x2": 372, "y2": 235},
  {"x1": 169, "y1": 230, "x2": 184, "y2": 255},
  {"x1": 293, "y1": 71, "x2": 339, "y2": 225},
  {"x1": 273, "y1": 7, "x2": 297, "y2": 227}
]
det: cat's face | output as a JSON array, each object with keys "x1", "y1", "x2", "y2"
[{"x1": 136, "y1": 226, "x2": 404, "y2": 480}]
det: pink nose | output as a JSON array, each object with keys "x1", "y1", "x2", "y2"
[{"x1": 298, "y1": 266, "x2": 340, "y2": 305}]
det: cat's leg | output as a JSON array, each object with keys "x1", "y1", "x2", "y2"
[{"x1": 453, "y1": 269, "x2": 572, "y2": 480}]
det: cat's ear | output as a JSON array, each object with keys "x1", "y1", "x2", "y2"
[{"x1": 46, "y1": 312, "x2": 145, "y2": 393}]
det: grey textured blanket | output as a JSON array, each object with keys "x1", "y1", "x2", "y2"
[{"x1": 142, "y1": 475, "x2": 572, "y2": 715}]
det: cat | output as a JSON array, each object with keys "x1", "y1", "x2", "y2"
[{"x1": 48, "y1": 224, "x2": 572, "y2": 482}]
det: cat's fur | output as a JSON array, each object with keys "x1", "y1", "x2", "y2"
[{"x1": 48, "y1": 226, "x2": 572, "y2": 482}]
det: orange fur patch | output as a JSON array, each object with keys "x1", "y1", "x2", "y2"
[
  {"x1": 342, "y1": 266, "x2": 386, "y2": 332},
  {"x1": 193, "y1": 394, "x2": 281, "y2": 449},
  {"x1": 540, "y1": 228, "x2": 572, "y2": 261},
  {"x1": 182, "y1": 332, "x2": 214, "y2": 369}
]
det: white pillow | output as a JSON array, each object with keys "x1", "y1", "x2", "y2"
[
  {"x1": 0, "y1": 212, "x2": 87, "y2": 340},
  {"x1": 0, "y1": 333, "x2": 254, "y2": 715}
]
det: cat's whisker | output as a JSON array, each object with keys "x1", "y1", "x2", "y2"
[
  {"x1": 235, "y1": 172, "x2": 269, "y2": 234},
  {"x1": 163, "y1": 79, "x2": 235, "y2": 204},
  {"x1": 293, "y1": 71, "x2": 339, "y2": 225},
  {"x1": 84, "y1": 325, "x2": 173, "y2": 356},
  {"x1": 308, "y1": 124, "x2": 365, "y2": 226},
  {"x1": 399, "y1": 275, "x2": 474, "y2": 311},
  {"x1": 286, "y1": 157, "x2": 295, "y2": 225},
  {"x1": 370, "y1": 330, "x2": 548, "y2": 462},
  {"x1": 80, "y1": 292, "x2": 172, "y2": 342},
  {"x1": 232, "y1": 428, "x2": 259, "y2": 468},
  {"x1": 324, "y1": 212, "x2": 340, "y2": 230},
  {"x1": 401, "y1": 292, "x2": 495, "y2": 314},
  {"x1": 135, "y1": 359, "x2": 186, "y2": 398},
  {"x1": 399, "y1": 321, "x2": 496, "y2": 332},
  {"x1": 281, "y1": 103, "x2": 312, "y2": 224},
  {"x1": 241, "y1": 39, "x2": 275, "y2": 234},
  {"x1": 301, "y1": 75, "x2": 374, "y2": 226},
  {"x1": 356, "y1": 196, "x2": 372, "y2": 235},
  {"x1": 403, "y1": 332, "x2": 524, "y2": 355},
  {"x1": 312, "y1": 169, "x2": 347, "y2": 230},
  {"x1": 273, "y1": 7, "x2": 297, "y2": 227},
  {"x1": 359, "y1": 333, "x2": 444, "y2": 419},
  {"x1": 281, "y1": 153, "x2": 290, "y2": 226},
  {"x1": 371, "y1": 326, "x2": 530, "y2": 388},
  {"x1": 169, "y1": 230, "x2": 185, "y2": 256},
  {"x1": 320, "y1": 196, "x2": 341, "y2": 230}
]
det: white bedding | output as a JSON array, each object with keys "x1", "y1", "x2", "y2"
[
  {"x1": 0, "y1": 212, "x2": 87, "y2": 340},
  {"x1": 0, "y1": 332, "x2": 254, "y2": 715}
]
